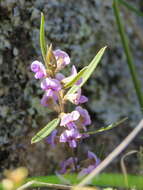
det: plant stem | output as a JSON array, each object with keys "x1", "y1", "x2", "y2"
[
  {"x1": 58, "y1": 90, "x2": 65, "y2": 113},
  {"x1": 71, "y1": 148, "x2": 78, "y2": 172},
  {"x1": 113, "y1": 0, "x2": 143, "y2": 113}
]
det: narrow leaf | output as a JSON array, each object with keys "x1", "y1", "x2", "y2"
[
  {"x1": 40, "y1": 12, "x2": 47, "y2": 61},
  {"x1": 113, "y1": 1, "x2": 143, "y2": 113},
  {"x1": 85, "y1": 117, "x2": 128, "y2": 135},
  {"x1": 31, "y1": 118, "x2": 60, "y2": 144},
  {"x1": 66, "y1": 46, "x2": 107, "y2": 96},
  {"x1": 64, "y1": 67, "x2": 88, "y2": 89},
  {"x1": 118, "y1": 0, "x2": 143, "y2": 17}
]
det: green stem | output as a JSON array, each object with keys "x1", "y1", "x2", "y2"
[{"x1": 113, "y1": 0, "x2": 143, "y2": 113}]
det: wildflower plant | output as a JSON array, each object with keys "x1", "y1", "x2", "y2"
[{"x1": 30, "y1": 12, "x2": 107, "y2": 176}]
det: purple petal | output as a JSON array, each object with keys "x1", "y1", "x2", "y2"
[
  {"x1": 60, "y1": 111, "x2": 80, "y2": 126},
  {"x1": 41, "y1": 78, "x2": 61, "y2": 91},
  {"x1": 70, "y1": 110, "x2": 80, "y2": 121},
  {"x1": 31, "y1": 61, "x2": 46, "y2": 79},
  {"x1": 87, "y1": 151, "x2": 100, "y2": 167},
  {"x1": 41, "y1": 89, "x2": 58, "y2": 107},
  {"x1": 31, "y1": 61, "x2": 42, "y2": 72},
  {"x1": 56, "y1": 73, "x2": 65, "y2": 81},
  {"x1": 46, "y1": 130, "x2": 57, "y2": 147},
  {"x1": 71, "y1": 65, "x2": 77, "y2": 75},
  {"x1": 76, "y1": 78, "x2": 83, "y2": 85},
  {"x1": 69, "y1": 140, "x2": 77, "y2": 148},
  {"x1": 35, "y1": 71, "x2": 45, "y2": 79},
  {"x1": 88, "y1": 151, "x2": 97, "y2": 160},
  {"x1": 67, "y1": 122, "x2": 77, "y2": 130},
  {"x1": 76, "y1": 106, "x2": 91, "y2": 126},
  {"x1": 54, "y1": 49, "x2": 70, "y2": 70},
  {"x1": 59, "y1": 157, "x2": 78, "y2": 174},
  {"x1": 41, "y1": 94, "x2": 49, "y2": 107},
  {"x1": 66, "y1": 89, "x2": 88, "y2": 105},
  {"x1": 60, "y1": 132, "x2": 67, "y2": 143},
  {"x1": 59, "y1": 129, "x2": 82, "y2": 148},
  {"x1": 79, "y1": 96, "x2": 88, "y2": 104}
]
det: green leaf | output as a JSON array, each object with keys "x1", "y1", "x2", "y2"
[
  {"x1": 85, "y1": 117, "x2": 128, "y2": 135},
  {"x1": 40, "y1": 12, "x2": 47, "y2": 61},
  {"x1": 66, "y1": 46, "x2": 107, "y2": 96},
  {"x1": 26, "y1": 173, "x2": 143, "y2": 189},
  {"x1": 64, "y1": 67, "x2": 88, "y2": 89},
  {"x1": 31, "y1": 118, "x2": 60, "y2": 144}
]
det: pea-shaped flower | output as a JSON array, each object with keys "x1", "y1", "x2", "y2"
[
  {"x1": 66, "y1": 89, "x2": 88, "y2": 105},
  {"x1": 76, "y1": 106, "x2": 91, "y2": 126},
  {"x1": 78, "y1": 151, "x2": 100, "y2": 177},
  {"x1": 60, "y1": 111, "x2": 80, "y2": 130},
  {"x1": 60, "y1": 129, "x2": 82, "y2": 148},
  {"x1": 31, "y1": 61, "x2": 46, "y2": 79},
  {"x1": 54, "y1": 49, "x2": 70, "y2": 71},
  {"x1": 41, "y1": 77, "x2": 62, "y2": 91},
  {"x1": 41, "y1": 89, "x2": 58, "y2": 109},
  {"x1": 59, "y1": 157, "x2": 78, "y2": 174}
]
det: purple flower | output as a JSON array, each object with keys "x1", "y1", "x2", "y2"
[
  {"x1": 54, "y1": 49, "x2": 70, "y2": 70},
  {"x1": 60, "y1": 111, "x2": 80, "y2": 130},
  {"x1": 31, "y1": 61, "x2": 46, "y2": 79},
  {"x1": 59, "y1": 157, "x2": 78, "y2": 174},
  {"x1": 41, "y1": 78, "x2": 61, "y2": 91},
  {"x1": 56, "y1": 73, "x2": 65, "y2": 81},
  {"x1": 66, "y1": 89, "x2": 88, "y2": 105},
  {"x1": 41, "y1": 89, "x2": 58, "y2": 107},
  {"x1": 78, "y1": 151, "x2": 100, "y2": 177},
  {"x1": 46, "y1": 130, "x2": 58, "y2": 148},
  {"x1": 76, "y1": 106, "x2": 91, "y2": 126},
  {"x1": 60, "y1": 129, "x2": 82, "y2": 148}
]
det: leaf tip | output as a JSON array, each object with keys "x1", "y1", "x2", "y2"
[
  {"x1": 41, "y1": 12, "x2": 44, "y2": 17},
  {"x1": 31, "y1": 139, "x2": 35, "y2": 144},
  {"x1": 103, "y1": 45, "x2": 108, "y2": 50}
]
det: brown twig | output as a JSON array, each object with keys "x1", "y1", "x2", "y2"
[
  {"x1": 120, "y1": 150, "x2": 138, "y2": 188},
  {"x1": 17, "y1": 180, "x2": 72, "y2": 190}
]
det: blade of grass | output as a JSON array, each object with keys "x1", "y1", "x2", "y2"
[
  {"x1": 113, "y1": 0, "x2": 143, "y2": 113},
  {"x1": 40, "y1": 12, "x2": 47, "y2": 61},
  {"x1": 85, "y1": 117, "x2": 127, "y2": 135},
  {"x1": 118, "y1": 0, "x2": 143, "y2": 17}
]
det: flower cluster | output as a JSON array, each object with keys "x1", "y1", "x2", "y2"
[
  {"x1": 31, "y1": 47, "x2": 100, "y2": 175},
  {"x1": 59, "y1": 151, "x2": 100, "y2": 177}
]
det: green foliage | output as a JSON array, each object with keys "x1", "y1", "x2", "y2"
[
  {"x1": 26, "y1": 173, "x2": 143, "y2": 189},
  {"x1": 40, "y1": 12, "x2": 47, "y2": 61},
  {"x1": 85, "y1": 117, "x2": 127, "y2": 135},
  {"x1": 31, "y1": 118, "x2": 60, "y2": 144},
  {"x1": 66, "y1": 46, "x2": 107, "y2": 96}
]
